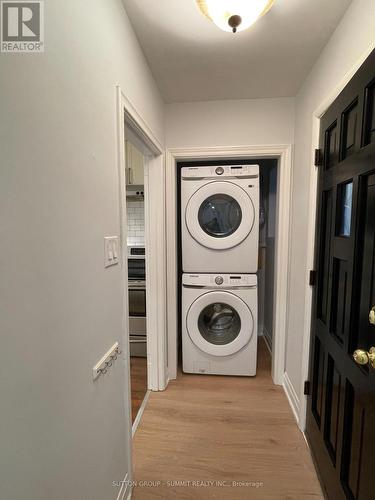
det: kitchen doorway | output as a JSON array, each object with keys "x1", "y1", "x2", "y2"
[
  {"x1": 125, "y1": 131, "x2": 148, "y2": 427},
  {"x1": 116, "y1": 88, "x2": 167, "y2": 444}
]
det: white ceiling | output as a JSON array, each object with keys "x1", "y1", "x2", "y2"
[{"x1": 123, "y1": 0, "x2": 352, "y2": 103}]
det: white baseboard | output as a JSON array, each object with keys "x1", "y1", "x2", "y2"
[
  {"x1": 126, "y1": 487, "x2": 132, "y2": 500},
  {"x1": 132, "y1": 390, "x2": 150, "y2": 437},
  {"x1": 116, "y1": 473, "x2": 132, "y2": 500},
  {"x1": 283, "y1": 372, "x2": 300, "y2": 425}
]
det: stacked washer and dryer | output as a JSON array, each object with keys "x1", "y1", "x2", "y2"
[{"x1": 181, "y1": 164, "x2": 259, "y2": 376}]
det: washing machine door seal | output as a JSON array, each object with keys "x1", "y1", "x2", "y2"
[
  {"x1": 186, "y1": 290, "x2": 254, "y2": 357},
  {"x1": 185, "y1": 181, "x2": 255, "y2": 250}
]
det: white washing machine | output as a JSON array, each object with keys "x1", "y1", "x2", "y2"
[
  {"x1": 181, "y1": 164, "x2": 259, "y2": 273},
  {"x1": 182, "y1": 273, "x2": 257, "y2": 376}
]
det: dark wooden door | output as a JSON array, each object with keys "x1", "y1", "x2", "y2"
[{"x1": 306, "y1": 49, "x2": 375, "y2": 500}]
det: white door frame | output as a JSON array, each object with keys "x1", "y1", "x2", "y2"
[
  {"x1": 116, "y1": 87, "x2": 167, "y2": 393},
  {"x1": 298, "y1": 42, "x2": 375, "y2": 431},
  {"x1": 165, "y1": 145, "x2": 293, "y2": 386}
]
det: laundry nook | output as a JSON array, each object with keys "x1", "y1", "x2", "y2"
[{"x1": 180, "y1": 164, "x2": 260, "y2": 376}]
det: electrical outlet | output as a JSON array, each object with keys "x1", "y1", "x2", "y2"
[{"x1": 104, "y1": 236, "x2": 119, "y2": 268}]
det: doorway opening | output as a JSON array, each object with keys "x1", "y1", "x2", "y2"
[
  {"x1": 175, "y1": 158, "x2": 278, "y2": 377},
  {"x1": 125, "y1": 127, "x2": 148, "y2": 427},
  {"x1": 166, "y1": 145, "x2": 292, "y2": 392},
  {"x1": 116, "y1": 88, "x2": 166, "y2": 453}
]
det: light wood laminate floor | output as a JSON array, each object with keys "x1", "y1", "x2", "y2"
[{"x1": 132, "y1": 339, "x2": 323, "y2": 499}]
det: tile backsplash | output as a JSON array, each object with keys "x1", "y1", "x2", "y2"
[{"x1": 127, "y1": 199, "x2": 145, "y2": 246}]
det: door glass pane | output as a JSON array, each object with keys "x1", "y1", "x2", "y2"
[
  {"x1": 198, "y1": 303, "x2": 241, "y2": 345},
  {"x1": 198, "y1": 194, "x2": 242, "y2": 238},
  {"x1": 339, "y1": 182, "x2": 353, "y2": 237}
]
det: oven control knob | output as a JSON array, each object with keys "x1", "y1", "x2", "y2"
[
  {"x1": 215, "y1": 166, "x2": 224, "y2": 175},
  {"x1": 215, "y1": 276, "x2": 224, "y2": 285}
]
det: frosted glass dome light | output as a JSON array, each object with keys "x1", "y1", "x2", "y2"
[{"x1": 196, "y1": 0, "x2": 275, "y2": 33}]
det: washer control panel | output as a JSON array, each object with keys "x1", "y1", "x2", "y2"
[
  {"x1": 182, "y1": 274, "x2": 257, "y2": 287},
  {"x1": 181, "y1": 165, "x2": 259, "y2": 179}
]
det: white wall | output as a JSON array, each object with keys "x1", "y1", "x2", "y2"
[
  {"x1": 0, "y1": 1, "x2": 164, "y2": 499},
  {"x1": 166, "y1": 97, "x2": 295, "y2": 148},
  {"x1": 288, "y1": 0, "x2": 375, "y2": 421}
]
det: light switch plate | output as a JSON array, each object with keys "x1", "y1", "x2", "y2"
[{"x1": 104, "y1": 236, "x2": 119, "y2": 268}]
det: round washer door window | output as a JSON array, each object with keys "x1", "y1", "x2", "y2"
[
  {"x1": 198, "y1": 302, "x2": 241, "y2": 345},
  {"x1": 198, "y1": 194, "x2": 242, "y2": 238},
  {"x1": 187, "y1": 291, "x2": 253, "y2": 357},
  {"x1": 186, "y1": 181, "x2": 254, "y2": 250}
]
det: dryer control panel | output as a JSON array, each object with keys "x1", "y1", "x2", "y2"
[
  {"x1": 183, "y1": 273, "x2": 257, "y2": 288},
  {"x1": 181, "y1": 165, "x2": 259, "y2": 179}
]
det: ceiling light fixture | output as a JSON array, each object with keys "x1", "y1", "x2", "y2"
[{"x1": 196, "y1": 0, "x2": 275, "y2": 33}]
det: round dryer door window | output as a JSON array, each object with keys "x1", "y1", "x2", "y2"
[
  {"x1": 187, "y1": 291, "x2": 254, "y2": 357},
  {"x1": 198, "y1": 194, "x2": 242, "y2": 238},
  {"x1": 186, "y1": 181, "x2": 255, "y2": 250}
]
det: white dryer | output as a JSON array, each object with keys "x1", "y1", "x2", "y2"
[
  {"x1": 181, "y1": 164, "x2": 259, "y2": 273},
  {"x1": 182, "y1": 273, "x2": 257, "y2": 376}
]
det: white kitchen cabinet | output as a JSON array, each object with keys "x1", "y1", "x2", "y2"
[{"x1": 125, "y1": 140, "x2": 144, "y2": 186}]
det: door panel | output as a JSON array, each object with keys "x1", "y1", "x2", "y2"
[
  {"x1": 363, "y1": 79, "x2": 375, "y2": 146},
  {"x1": 306, "y1": 49, "x2": 375, "y2": 500},
  {"x1": 317, "y1": 189, "x2": 333, "y2": 323},
  {"x1": 358, "y1": 175, "x2": 375, "y2": 349}
]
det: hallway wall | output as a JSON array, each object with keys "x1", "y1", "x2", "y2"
[
  {"x1": 0, "y1": 1, "x2": 164, "y2": 499},
  {"x1": 166, "y1": 97, "x2": 295, "y2": 148}
]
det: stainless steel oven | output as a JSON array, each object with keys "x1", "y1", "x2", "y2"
[
  {"x1": 129, "y1": 280, "x2": 146, "y2": 317},
  {"x1": 128, "y1": 246, "x2": 147, "y2": 357}
]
